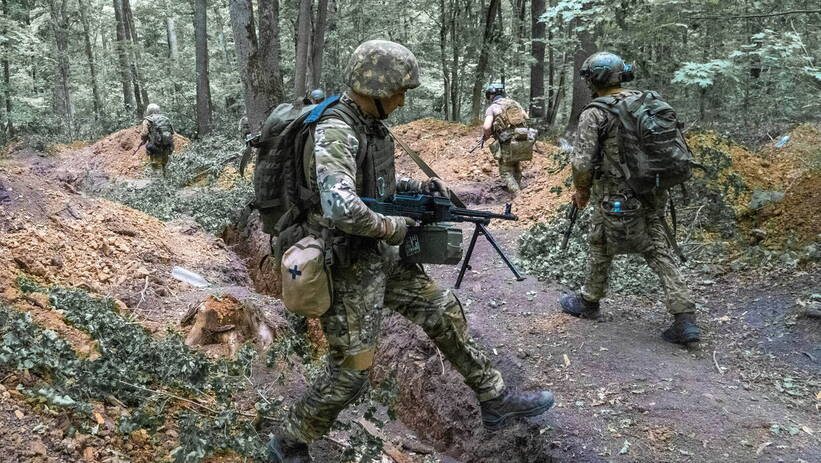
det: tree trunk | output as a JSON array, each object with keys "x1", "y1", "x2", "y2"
[
  {"x1": 2, "y1": 0, "x2": 13, "y2": 136},
  {"x1": 48, "y1": 0, "x2": 73, "y2": 134},
  {"x1": 257, "y1": 0, "x2": 284, "y2": 103},
  {"x1": 294, "y1": 0, "x2": 312, "y2": 100},
  {"x1": 78, "y1": 0, "x2": 104, "y2": 123},
  {"x1": 122, "y1": 0, "x2": 149, "y2": 115},
  {"x1": 310, "y1": 0, "x2": 329, "y2": 89},
  {"x1": 449, "y1": 5, "x2": 460, "y2": 121},
  {"x1": 439, "y1": 0, "x2": 450, "y2": 121},
  {"x1": 564, "y1": 19, "x2": 596, "y2": 138},
  {"x1": 212, "y1": 3, "x2": 233, "y2": 67},
  {"x1": 113, "y1": 0, "x2": 135, "y2": 114},
  {"x1": 166, "y1": 17, "x2": 179, "y2": 60},
  {"x1": 469, "y1": 0, "x2": 500, "y2": 124},
  {"x1": 529, "y1": 0, "x2": 546, "y2": 120},
  {"x1": 229, "y1": 0, "x2": 280, "y2": 130},
  {"x1": 194, "y1": 0, "x2": 213, "y2": 137}
]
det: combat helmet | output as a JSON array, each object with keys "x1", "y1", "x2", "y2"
[
  {"x1": 484, "y1": 83, "x2": 506, "y2": 100},
  {"x1": 579, "y1": 52, "x2": 635, "y2": 90},
  {"x1": 145, "y1": 103, "x2": 161, "y2": 116},
  {"x1": 344, "y1": 40, "x2": 420, "y2": 101}
]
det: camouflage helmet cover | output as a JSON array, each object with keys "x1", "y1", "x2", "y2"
[
  {"x1": 580, "y1": 52, "x2": 635, "y2": 89},
  {"x1": 145, "y1": 103, "x2": 161, "y2": 116},
  {"x1": 344, "y1": 40, "x2": 421, "y2": 98}
]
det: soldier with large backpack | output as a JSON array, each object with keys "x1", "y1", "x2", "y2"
[
  {"x1": 139, "y1": 103, "x2": 175, "y2": 176},
  {"x1": 559, "y1": 52, "x2": 701, "y2": 345},
  {"x1": 482, "y1": 83, "x2": 537, "y2": 193},
  {"x1": 264, "y1": 40, "x2": 555, "y2": 463}
]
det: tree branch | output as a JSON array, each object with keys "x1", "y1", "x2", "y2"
[{"x1": 689, "y1": 9, "x2": 821, "y2": 20}]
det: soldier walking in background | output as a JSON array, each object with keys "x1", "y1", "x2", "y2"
[
  {"x1": 139, "y1": 103, "x2": 175, "y2": 176},
  {"x1": 559, "y1": 52, "x2": 700, "y2": 345},
  {"x1": 482, "y1": 83, "x2": 537, "y2": 194},
  {"x1": 266, "y1": 40, "x2": 555, "y2": 463}
]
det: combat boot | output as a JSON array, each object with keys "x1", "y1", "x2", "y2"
[
  {"x1": 662, "y1": 313, "x2": 701, "y2": 345},
  {"x1": 560, "y1": 293, "x2": 601, "y2": 320},
  {"x1": 267, "y1": 435, "x2": 311, "y2": 463},
  {"x1": 480, "y1": 388, "x2": 555, "y2": 431}
]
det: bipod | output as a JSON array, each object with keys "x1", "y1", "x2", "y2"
[{"x1": 455, "y1": 204, "x2": 525, "y2": 289}]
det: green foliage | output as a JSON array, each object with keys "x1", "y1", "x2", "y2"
[
  {"x1": 672, "y1": 60, "x2": 737, "y2": 88},
  {"x1": 517, "y1": 203, "x2": 659, "y2": 295},
  {"x1": 2, "y1": 277, "x2": 268, "y2": 460},
  {"x1": 99, "y1": 135, "x2": 252, "y2": 234}
]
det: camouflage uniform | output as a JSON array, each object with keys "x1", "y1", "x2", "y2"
[
  {"x1": 282, "y1": 95, "x2": 505, "y2": 443},
  {"x1": 486, "y1": 98, "x2": 527, "y2": 192},
  {"x1": 139, "y1": 114, "x2": 173, "y2": 171},
  {"x1": 572, "y1": 89, "x2": 695, "y2": 315}
]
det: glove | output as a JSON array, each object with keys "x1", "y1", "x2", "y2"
[
  {"x1": 423, "y1": 177, "x2": 451, "y2": 198},
  {"x1": 383, "y1": 216, "x2": 417, "y2": 246},
  {"x1": 572, "y1": 187, "x2": 591, "y2": 209}
]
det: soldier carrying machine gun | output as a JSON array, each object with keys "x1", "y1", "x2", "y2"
[{"x1": 363, "y1": 193, "x2": 524, "y2": 288}]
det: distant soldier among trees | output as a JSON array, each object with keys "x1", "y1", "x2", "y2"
[
  {"x1": 482, "y1": 83, "x2": 537, "y2": 194},
  {"x1": 139, "y1": 103, "x2": 175, "y2": 176}
]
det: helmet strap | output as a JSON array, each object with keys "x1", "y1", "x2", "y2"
[{"x1": 373, "y1": 98, "x2": 389, "y2": 120}]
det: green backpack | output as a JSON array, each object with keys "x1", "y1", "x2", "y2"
[
  {"x1": 252, "y1": 96, "x2": 351, "y2": 237},
  {"x1": 588, "y1": 91, "x2": 694, "y2": 195},
  {"x1": 146, "y1": 114, "x2": 174, "y2": 148}
]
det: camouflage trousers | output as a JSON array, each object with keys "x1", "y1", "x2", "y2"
[
  {"x1": 581, "y1": 206, "x2": 695, "y2": 315},
  {"x1": 282, "y1": 245, "x2": 505, "y2": 443},
  {"x1": 147, "y1": 145, "x2": 171, "y2": 172},
  {"x1": 499, "y1": 161, "x2": 522, "y2": 193},
  {"x1": 490, "y1": 140, "x2": 522, "y2": 192}
]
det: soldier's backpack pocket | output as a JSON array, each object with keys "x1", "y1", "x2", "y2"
[
  {"x1": 600, "y1": 207, "x2": 650, "y2": 255},
  {"x1": 281, "y1": 236, "x2": 332, "y2": 318},
  {"x1": 506, "y1": 128, "x2": 536, "y2": 162}
]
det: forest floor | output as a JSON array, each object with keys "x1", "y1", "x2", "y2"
[{"x1": 0, "y1": 121, "x2": 818, "y2": 463}]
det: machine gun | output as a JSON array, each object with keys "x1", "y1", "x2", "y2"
[{"x1": 363, "y1": 193, "x2": 524, "y2": 288}]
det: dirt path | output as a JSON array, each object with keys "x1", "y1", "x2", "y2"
[{"x1": 384, "y1": 226, "x2": 820, "y2": 462}]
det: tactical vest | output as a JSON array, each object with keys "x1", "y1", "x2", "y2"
[
  {"x1": 301, "y1": 98, "x2": 396, "y2": 260},
  {"x1": 491, "y1": 98, "x2": 528, "y2": 138}
]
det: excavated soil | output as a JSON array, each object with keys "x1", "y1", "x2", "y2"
[
  {"x1": 391, "y1": 118, "x2": 571, "y2": 228},
  {"x1": 56, "y1": 125, "x2": 190, "y2": 178}
]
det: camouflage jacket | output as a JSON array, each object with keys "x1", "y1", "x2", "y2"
[{"x1": 304, "y1": 94, "x2": 423, "y2": 239}]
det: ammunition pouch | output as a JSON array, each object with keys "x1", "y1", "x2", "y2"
[
  {"x1": 281, "y1": 235, "x2": 333, "y2": 318},
  {"x1": 400, "y1": 225, "x2": 463, "y2": 265},
  {"x1": 599, "y1": 194, "x2": 651, "y2": 255}
]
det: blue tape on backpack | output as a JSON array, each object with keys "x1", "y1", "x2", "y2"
[{"x1": 304, "y1": 95, "x2": 341, "y2": 124}]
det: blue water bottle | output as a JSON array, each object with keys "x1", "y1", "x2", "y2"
[{"x1": 612, "y1": 201, "x2": 622, "y2": 213}]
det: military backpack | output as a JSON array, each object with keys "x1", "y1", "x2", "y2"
[
  {"x1": 145, "y1": 114, "x2": 174, "y2": 149},
  {"x1": 587, "y1": 91, "x2": 694, "y2": 195}
]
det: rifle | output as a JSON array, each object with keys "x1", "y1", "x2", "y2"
[
  {"x1": 131, "y1": 139, "x2": 147, "y2": 156},
  {"x1": 363, "y1": 193, "x2": 523, "y2": 288},
  {"x1": 560, "y1": 202, "x2": 579, "y2": 255},
  {"x1": 239, "y1": 133, "x2": 261, "y2": 177},
  {"x1": 468, "y1": 137, "x2": 485, "y2": 153}
]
